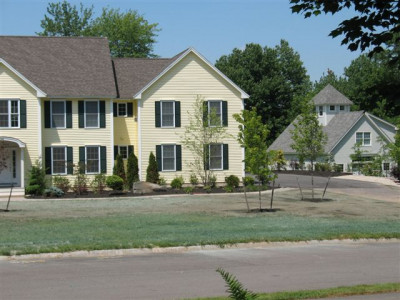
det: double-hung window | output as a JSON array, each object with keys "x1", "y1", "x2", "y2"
[
  {"x1": 162, "y1": 145, "x2": 176, "y2": 171},
  {"x1": 340, "y1": 105, "x2": 345, "y2": 111},
  {"x1": 208, "y1": 101, "x2": 222, "y2": 126},
  {"x1": 0, "y1": 99, "x2": 19, "y2": 128},
  {"x1": 209, "y1": 144, "x2": 223, "y2": 170},
  {"x1": 86, "y1": 146, "x2": 100, "y2": 174},
  {"x1": 52, "y1": 147, "x2": 67, "y2": 175},
  {"x1": 329, "y1": 105, "x2": 335, "y2": 111},
  {"x1": 356, "y1": 132, "x2": 371, "y2": 146},
  {"x1": 119, "y1": 146, "x2": 128, "y2": 159},
  {"x1": 85, "y1": 101, "x2": 99, "y2": 128},
  {"x1": 51, "y1": 101, "x2": 66, "y2": 128},
  {"x1": 118, "y1": 103, "x2": 127, "y2": 117},
  {"x1": 161, "y1": 101, "x2": 175, "y2": 127}
]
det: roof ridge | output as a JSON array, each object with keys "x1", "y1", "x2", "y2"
[
  {"x1": 112, "y1": 57, "x2": 172, "y2": 61},
  {"x1": 0, "y1": 35, "x2": 107, "y2": 40}
]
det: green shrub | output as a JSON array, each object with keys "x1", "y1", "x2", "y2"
[
  {"x1": 190, "y1": 174, "x2": 199, "y2": 186},
  {"x1": 171, "y1": 176, "x2": 184, "y2": 189},
  {"x1": 225, "y1": 175, "x2": 240, "y2": 188},
  {"x1": 209, "y1": 175, "x2": 217, "y2": 188},
  {"x1": 52, "y1": 176, "x2": 70, "y2": 193},
  {"x1": 158, "y1": 177, "x2": 167, "y2": 186},
  {"x1": 391, "y1": 166, "x2": 400, "y2": 180},
  {"x1": 91, "y1": 174, "x2": 107, "y2": 194},
  {"x1": 146, "y1": 152, "x2": 159, "y2": 183},
  {"x1": 113, "y1": 154, "x2": 126, "y2": 181},
  {"x1": 315, "y1": 162, "x2": 332, "y2": 172},
  {"x1": 25, "y1": 184, "x2": 41, "y2": 196},
  {"x1": 126, "y1": 152, "x2": 139, "y2": 190},
  {"x1": 72, "y1": 164, "x2": 88, "y2": 195},
  {"x1": 106, "y1": 175, "x2": 124, "y2": 191},
  {"x1": 243, "y1": 176, "x2": 255, "y2": 187},
  {"x1": 44, "y1": 187, "x2": 64, "y2": 197},
  {"x1": 26, "y1": 160, "x2": 47, "y2": 196},
  {"x1": 224, "y1": 185, "x2": 234, "y2": 193},
  {"x1": 184, "y1": 186, "x2": 194, "y2": 194},
  {"x1": 333, "y1": 164, "x2": 344, "y2": 173},
  {"x1": 203, "y1": 185, "x2": 212, "y2": 193}
]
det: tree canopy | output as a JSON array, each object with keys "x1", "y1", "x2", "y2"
[
  {"x1": 290, "y1": 0, "x2": 400, "y2": 58},
  {"x1": 37, "y1": 1, "x2": 159, "y2": 58},
  {"x1": 216, "y1": 41, "x2": 311, "y2": 145}
]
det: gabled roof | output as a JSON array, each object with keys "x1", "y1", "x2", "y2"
[
  {"x1": 312, "y1": 84, "x2": 353, "y2": 105},
  {"x1": 127, "y1": 47, "x2": 250, "y2": 99},
  {"x1": 0, "y1": 36, "x2": 117, "y2": 98},
  {"x1": 269, "y1": 111, "x2": 364, "y2": 153}
]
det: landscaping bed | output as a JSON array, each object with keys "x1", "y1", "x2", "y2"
[{"x1": 275, "y1": 170, "x2": 352, "y2": 177}]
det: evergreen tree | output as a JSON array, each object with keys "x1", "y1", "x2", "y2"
[
  {"x1": 146, "y1": 152, "x2": 159, "y2": 183},
  {"x1": 113, "y1": 154, "x2": 126, "y2": 182},
  {"x1": 126, "y1": 151, "x2": 139, "y2": 189}
]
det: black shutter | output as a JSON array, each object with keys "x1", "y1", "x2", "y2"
[
  {"x1": 67, "y1": 147, "x2": 73, "y2": 174},
  {"x1": 176, "y1": 145, "x2": 182, "y2": 171},
  {"x1": 156, "y1": 145, "x2": 162, "y2": 171},
  {"x1": 222, "y1": 101, "x2": 228, "y2": 126},
  {"x1": 175, "y1": 101, "x2": 181, "y2": 127},
  {"x1": 20, "y1": 100, "x2": 27, "y2": 128},
  {"x1": 127, "y1": 102, "x2": 133, "y2": 117},
  {"x1": 204, "y1": 144, "x2": 209, "y2": 170},
  {"x1": 223, "y1": 144, "x2": 229, "y2": 170},
  {"x1": 203, "y1": 101, "x2": 208, "y2": 127},
  {"x1": 45, "y1": 147, "x2": 52, "y2": 174},
  {"x1": 44, "y1": 101, "x2": 51, "y2": 128},
  {"x1": 100, "y1": 101, "x2": 106, "y2": 128},
  {"x1": 79, "y1": 146, "x2": 85, "y2": 173},
  {"x1": 128, "y1": 145, "x2": 134, "y2": 156},
  {"x1": 66, "y1": 101, "x2": 72, "y2": 128},
  {"x1": 78, "y1": 101, "x2": 84, "y2": 128},
  {"x1": 113, "y1": 102, "x2": 117, "y2": 117},
  {"x1": 114, "y1": 146, "x2": 118, "y2": 160},
  {"x1": 100, "y1": 146, "x2": 107, "y2": 173},
  {"x1": 155, "y1": 101, "x2": 161, "y2": 127}
]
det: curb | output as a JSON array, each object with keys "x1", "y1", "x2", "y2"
[{"x1": 1, "y1": 238, "x2": 398, "y2": 261}]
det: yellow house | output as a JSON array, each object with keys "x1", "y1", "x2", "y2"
[{"x1": 0, "y1": 36, "x2": 249, "y2": 190}]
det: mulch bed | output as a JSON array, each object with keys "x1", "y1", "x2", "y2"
[{"x1": 275, "y1": 170, "x2": 352, "y2": 177}]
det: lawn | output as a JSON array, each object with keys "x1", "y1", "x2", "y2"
[{"x1": 1, "y1": 189, "x2": 399, "y2": 255}]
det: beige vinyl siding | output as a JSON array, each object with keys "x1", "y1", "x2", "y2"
[
  {"x1": 114, "y1": 100, "x2": 138, "y2": 156},
  {"x1": 140, "y1": 52, "x2": 243, "y2": 183},
  {"x1": 42, "y1": 98, "x2": 113, "y2": 180},
  {"x1": 0, "y1": 63, "x2": 40, "y2": 185}
]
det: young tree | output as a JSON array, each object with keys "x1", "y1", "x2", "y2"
[
  {"x1": 291, "y1": 101, "x2": 327, "y2": 200},
  {"x1": 181, "y1": 96, "x2": 230, "y2": 186},
  {"x1": 126, "y1": 151, "x2": 139, "y2": 190},
  {"x1": 350, "y1": 142, "x2": 367, "y2": 174},
  {"x1": 234, "y1": 108, "x2": 277, "y2": 211},
  {"x1": 113, "y1": 154, "x2": 126, "y2": 182},
  {"x1": 146, "y1": 152, "x2": 159, "y2": 183}
]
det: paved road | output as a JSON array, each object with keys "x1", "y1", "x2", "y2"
[
  {"x1": 275, "y1": 174, "x2": 400, "y2": 202},
  {"x1": 1, "y1": 241, "x2": 399, "y2": 299}
]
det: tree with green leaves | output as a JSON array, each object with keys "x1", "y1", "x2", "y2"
[
  {"x1": 290, "y1": 0, "x2": 400, "y2": 59},
  {"x1": 113, "y1": 154, "x2": 126, "y2": 182},
  {"x1": 216, "y1": 41, "x2": 311, "y2": 145},
  {"x1": 234, "y1": 108, "x2": 277, "y2": 211},
  {"x1": 291, "y1": 100, "x2": 327, "y2": 200},
  {"x1": 126, "y1": 151, "x2": 139, "y2": 190},
  {"x1": 387, "y1": 125, "x2": 400, "y2": 180},
  {"x1": 37, "y1": 1, "x2": 94, "y2": 36},
  {"x1": 146, "y1": 152, "x2": 159, "y2": 183},
  {"x1": 350, "y1": 142, "x2": 367, "y2": 174},
  {"x1": 181, "y1": 96, "x2": 230, "y2": 186}
]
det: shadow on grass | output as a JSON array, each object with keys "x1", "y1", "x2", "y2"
[{"x1": 301, "y1": 198, "x2": 334, "y2": 203}]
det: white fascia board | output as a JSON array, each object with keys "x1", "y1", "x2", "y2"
[
  {"x1": 0, "y1": 58, "x2": 47, "y2": 97},
  {"x1": 364, "y1": 113, "x2": 392, "y2": 143},
  {"x1": 366, "y1": 112, "x2": 398, "y2": 130},
  {"x1": 133, "y1": 47, "x2": 250, "y2": 100}
]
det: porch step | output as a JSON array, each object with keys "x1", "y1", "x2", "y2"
[{"x1": 0, "y1": 187, "x2": 25, "y2": 198}]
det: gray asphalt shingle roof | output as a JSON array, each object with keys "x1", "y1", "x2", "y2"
[
  {"x1": 269, "y1": 111, "x2": 364, "y2": 153},
  {"x1": 0, "y1": 36, "x2": 117, "y2": 98},
  {"x1": 312, "y1": 84, "x2": 353, "y2": 105}
]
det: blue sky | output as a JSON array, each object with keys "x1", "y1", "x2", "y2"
[{"x1": 0, "y1": 0, "x2": 361, "y2": 81}]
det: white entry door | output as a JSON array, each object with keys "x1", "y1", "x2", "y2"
[{"x1": 0, "y1": 148, "x2": 19, "y2": 186}]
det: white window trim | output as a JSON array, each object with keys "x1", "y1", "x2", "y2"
[
  {"x1": 355, "y1": 132, "x2": 372, "y2": 146},
  {"x1": 0, "y1": 99, "x2": 20, "y2": 129},
  {"x1": 160, "y1": 100, "x2": 175, "y2": 128},
  {"x1": 85, "y1": 146, "x2": 101, "y2": 174},
  {"x1": 51, "y1": 146, "x2": 67, "y2": 175},
  {"x1": 84, "y1": 100, "x2": 100, "y2": 129},
  {"x1": 118, "y1": 145, "x2": 129, "y2": 160},
  {"x1": 161, "y1": 144, "x2": 176, "y2": 172},
  {"x1": 209, "y1": 144, "x2": 223, "y2": 171},
  {"x1": 117, "y1": 102, "x2": 127, "y2": 117},
  {"x1": 50, "y1": 100, "x2": 66, "y2": 129},
  {"x1": 208, "y1": 100, "x2": 223, "y2": 127}
]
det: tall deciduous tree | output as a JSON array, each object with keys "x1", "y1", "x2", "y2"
[
  {"x1": 216, "y1": 41, "x2": 311, "y2": 145},
  {"x1": 290, "y1": 0, "x2": 400, "y2": 58},
  {"x1": 291, "y1": 101, "x2": 327, "y2": 200}
]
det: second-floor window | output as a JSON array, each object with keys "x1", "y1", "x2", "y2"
[
  {"x1": 0, "y1": 99, "x2": 19, "y2": 128},
  {"x1": 161, "y1": 101, "x2": 175, "y2": 127},
  {"x1": 318, "y1": 106, "x2": 323, "y2": 116},
  {"x1": 208, "y1": 101, "x2": 222, "y2": 126},
  {"x1": 51, "y1": 101, "x2": 66, "y2": 128},
  {"x1": 85, "y1": 101, "x2": 99, "y2": 128},
  {"x1": 356, "y1": 132, "x2": 371, "y2": 146},
  {"x1": 118, "y1": 103, "x2": 127, "y2": 117}
]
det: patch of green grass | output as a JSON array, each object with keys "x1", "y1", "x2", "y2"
[
  {"x1": 1, "y1": 210, "x2": 399, "y2": 255},
  {"x1": 192, "y1": 282, "x2": 400, "y2": 300}
]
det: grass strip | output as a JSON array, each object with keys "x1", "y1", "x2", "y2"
[{"x1": 193, "y1": 282, "x2": 400, "y2": 300}]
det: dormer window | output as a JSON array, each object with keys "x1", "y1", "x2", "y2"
[
  {"x1": 340, "y1": 105, "x2": 345, "y2": 111},
  {"x1": 318, "y1": 106, "x2": 323, "y2": 116},
  {"x1": 329, "y1": 105, "x2": 335, "y2": 111}
]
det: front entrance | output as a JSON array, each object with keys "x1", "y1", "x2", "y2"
[{"x1": 0, "y1": 138, "x2": 25, "y2": 187}]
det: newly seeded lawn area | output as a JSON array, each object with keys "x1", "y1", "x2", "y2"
[{"x1": 1, "y1": 189, "x2": 399, "y2": 255}]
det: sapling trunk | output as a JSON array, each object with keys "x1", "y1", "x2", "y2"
[
  {"x1": 243, "y1": 183, "x2": 250, "y2": 213},
  {"x1": 270, "y1": 180, "x2": 275, "y2": 210},
  {"x1": 321, "y1": 176, "x2": 331, "y2": 201},
  {"x1": 297, "y1": 177, "x2": 304, "y2": 200},
  {"x1": 258, "y1": 181, "x2": 262, "y2": 211}
]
